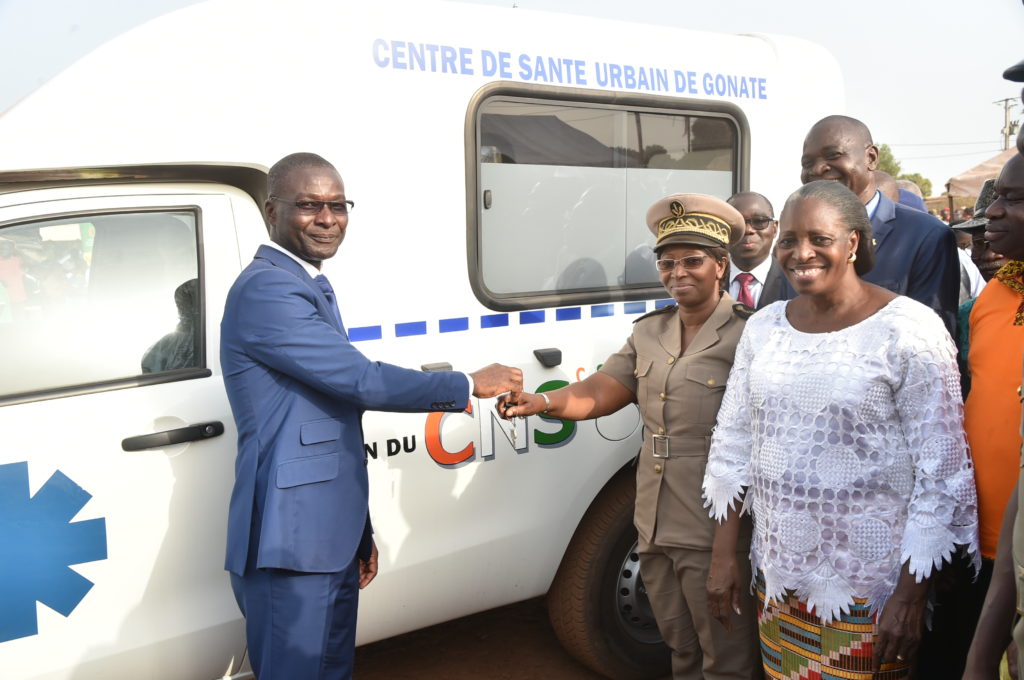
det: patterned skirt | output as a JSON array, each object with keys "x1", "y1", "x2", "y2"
[{"x1": 756, "y1": 574, "x2": 910, "y2": 680}]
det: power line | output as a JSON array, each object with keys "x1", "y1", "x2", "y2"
[
  {"x1": 888, "y1": 140, "x2": 1000, "y2": 147},
  {"x1": 899, "y1": 149, "x2": 1003, "y2": 161}
]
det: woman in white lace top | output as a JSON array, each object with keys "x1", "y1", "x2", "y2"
[{"x1": 702, "y1": 181, "x2": 978, "y2": 679}]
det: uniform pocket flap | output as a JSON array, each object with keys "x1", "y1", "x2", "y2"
[
  {"x1": 276, "y1": 453, "x2": 339, "y2": 488},
  {"x1": 634, "y1": 358, "x2": 653, "y2": 378},
  {"x1": 300, "y1": 419, "x2": 341, "y2": 445},
  {"x1": 685, "y1": 364, "x2": 727, "y2": 389}
]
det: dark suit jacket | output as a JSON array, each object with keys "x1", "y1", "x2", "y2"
[
  {"x1": 727, "y1": 259, "x2": 794, "y2": 310},
  {"x1": 866, "y1": 192, "x2": 959, "y2": 338},
  {"x1": 221, "y1": 245, "x2": 470, "y2": 576}
]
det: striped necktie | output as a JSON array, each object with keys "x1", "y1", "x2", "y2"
[{"x1": 735, "y1": 272, "x2": 756, "y2": 308}]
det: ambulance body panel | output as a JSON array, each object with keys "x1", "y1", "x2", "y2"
[{"x1": 0, "y1": 1, "x2": 843, "y2": 678}]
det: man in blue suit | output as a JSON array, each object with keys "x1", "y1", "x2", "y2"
[
  {"x1": 800, "y1": 116, "x2": 959, "y2": 337},
  {"x1": 221, "y1": 152, "x2": 523, "y2": 679}
]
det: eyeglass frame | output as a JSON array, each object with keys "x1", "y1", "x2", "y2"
[
  {"x1": 743, "y1": 216, "x2": 776, "y2": 230},
  {"x1": 269, "y1": 196, "x2": 355, "y2": 215},
  {"x1": 655, "y1": 254, "x2": 714, "y2": 272}
]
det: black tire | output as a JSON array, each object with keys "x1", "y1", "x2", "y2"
[{"x1": 547, "y1": 468, "x2": 670, "y2": 679}]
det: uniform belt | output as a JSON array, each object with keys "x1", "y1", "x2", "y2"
[{"x1": 646, "y1": 432, "x2": 709, "y2": 458}]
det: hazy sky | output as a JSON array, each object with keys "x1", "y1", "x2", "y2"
[{"x1": 1, "y1": 0, "x2": 1021, "y2": 193}]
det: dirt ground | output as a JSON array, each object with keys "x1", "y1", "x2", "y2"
[{"x1": 353, "y1": 597, "x2": 619, "y2": 680}]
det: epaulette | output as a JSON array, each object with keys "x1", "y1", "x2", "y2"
[
  {"x1": 733, "y1": 303, "x2": 755, "y2": 320},
  {"x1": 633, "y1": 304, "x2": 677, "y2": 324}
]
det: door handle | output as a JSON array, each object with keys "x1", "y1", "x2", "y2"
[
  {"x1": 533, "y1": 348, "x2": 562, "y2": 367},
  {"x1": 122, "y1": 421, "x2": 225, "y2": 452}
]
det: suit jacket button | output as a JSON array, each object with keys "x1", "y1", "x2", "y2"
[
  {"x1": 707, "y1": 378, "x2": 716, "y2": 386},
  {"x1": 633, "y1": 369, "x2": 639, "y2": 377},
  {"x1": 658, "y1": 427, "x2": 665, "y2": 435},
  {"x1": 659, "y1": 392, "x2": 666, "y2": 401},
  {"x1": 667, "y1": 357, "x2": 675, "y2": 364},
  {"x1": 654, "y1": 464, "x2": 662, "y2": 473}
]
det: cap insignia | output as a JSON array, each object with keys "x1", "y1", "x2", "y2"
[{"x1": 657, "y1": 202, "x2": 730, "y2": 245}]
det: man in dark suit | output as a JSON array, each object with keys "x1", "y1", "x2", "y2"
[
  {"x1": 221, "y1": 152, "x2": 522, "y2": 679},
  {"x1": 725, "y1": 191, "x2": 792, "y2": 309},
  {"x1": 800, "y1": 115, "x2": 959, "y2": 337}
]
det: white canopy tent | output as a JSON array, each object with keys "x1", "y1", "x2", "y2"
[{"x1": 945, "y1": 148, "x2": 1015, "y2": 197}]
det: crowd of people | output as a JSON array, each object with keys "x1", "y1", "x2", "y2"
[
  {"x1": 501, "y1": 60, "x2": 1024, "y2": 680},
  {"x1": 216, "y1": 55, "x2": 1024, "y2": 680}
]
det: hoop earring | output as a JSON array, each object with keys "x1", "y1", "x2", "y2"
[{"x1": 848, "y1": 252, "x2": 857, "y2": 263}]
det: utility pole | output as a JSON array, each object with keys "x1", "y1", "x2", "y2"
[{"x1": 996, "y1": 98, "x2": 1020, "y2": 150}]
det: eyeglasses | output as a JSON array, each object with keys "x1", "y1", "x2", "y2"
[
  {"x1": 270, "y1": 196, "x2": 355, "y2": 216},
  {"x1": 744, "y1": 217, "x2": 775, "y2": 230},
  {"x1": 655, "y1": 255, "x2": 711, "y2": 272}
]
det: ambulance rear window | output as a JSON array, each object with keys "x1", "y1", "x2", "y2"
[{"x1": 469, "y1": 87, "x2": 747, "y2": 311}]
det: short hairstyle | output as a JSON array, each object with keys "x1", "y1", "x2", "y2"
[
  {"x1": 267, "y1": 152, "x2": 337, "y2": 196},
  {"x1": 809, "y1": 115, "x2": 874, "y2": 146},
  {"x1": 782, "y1": 180, "x2": 875, "y2": 276},
  {"x1": 895, "y1": 179, "x2": 924, "y2": 199},
  {"x1": 727, "y1": 191, "x2": 775, "y2": 217}
]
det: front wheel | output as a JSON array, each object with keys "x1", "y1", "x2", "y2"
[{"x1": 547, "y1": 468, "x2": 670, "y2": 679}]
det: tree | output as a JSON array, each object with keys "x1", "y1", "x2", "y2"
[
  {"x1": 897, "y1": 172, "x2": 933, "y2": 198},
  {"x1": 877, "y1": 143, "x2": 932, "y2": 197},
  {"x1": 876, "y1": 144, "x2": 902, "y2": 177}
]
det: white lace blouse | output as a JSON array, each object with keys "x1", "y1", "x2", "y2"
[{"x1": 703, "y1": 297, "x2": 979, "y2": 623}]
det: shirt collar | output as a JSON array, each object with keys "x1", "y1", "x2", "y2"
[
  {"x1": 864, "y1": 189, "x2": 881, "y2": 219},
  {"x1": 265, "y1": 240, "x2": 321, "y2": 279},
  {"x1": 733, "y1": 255, "x2": 773, "y2": 283}
]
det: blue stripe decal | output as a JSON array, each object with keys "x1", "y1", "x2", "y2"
[
  {"x1": 349, "y1": 326, "x2": 383, "y2": 342},
  {"x1": 395, "y1": 321, "x2": 427, "y2": 337},
  {"x1": 624, "y1": 302, "x2": 647, "y2": 314},
  {"x1": 439, "y1": 317, "x2": 470, "y2": 333},
  {"x1": 481, "y1": 313, "x2": 509, "y2": 328},
  {"x1": 555, "y1": 307, "x2": 582, "y2": 321},
  {"x1": 519, "y1": 310, "x2": 545, "y2": 324},
  {"x1": 348, "y1": 300, "x2": 665, "y2": 341}
]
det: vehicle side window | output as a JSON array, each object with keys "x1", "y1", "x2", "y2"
[
  {"x1": 0, "y1": 210, "x2": 201, "y2": 399},
  {"x1": 473, "y1": 93, "x2": 742, "y2": 309}
]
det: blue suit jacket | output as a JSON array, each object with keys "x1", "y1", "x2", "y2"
[
  {"x1": 866, "y1": 192, "x2": 959, "y2": 338},
  {"x1": 221, "y1": 245, "x2": 469, "y2": 575}
]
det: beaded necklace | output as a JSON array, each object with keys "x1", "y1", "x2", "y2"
[{"x1": 995, "y1": 260, "x2": 1024, "y2": 325}]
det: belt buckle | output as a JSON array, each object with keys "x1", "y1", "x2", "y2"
[{"x1": 652, "y1": 434, "x2": 669, "y2": 459}]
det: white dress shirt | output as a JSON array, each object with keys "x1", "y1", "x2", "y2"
[
  {"x1": 728, "y1": 256, "x2": 774, "y2": 307},
  {"x1": 263, "y1": 241, "x2": 476, "y2": 394}
]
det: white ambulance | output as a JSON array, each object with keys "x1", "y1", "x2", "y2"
[{"x1": 0, "y1": 1, "x2": 843, "y2": 678}]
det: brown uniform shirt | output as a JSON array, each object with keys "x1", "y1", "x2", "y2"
[{"x1": 602, "y1": 293, "x2": 753, "y2": 551}]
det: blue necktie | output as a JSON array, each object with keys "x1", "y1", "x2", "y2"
[{"x1": 314, "y1": 274, "x2": 345, "y2": 332}]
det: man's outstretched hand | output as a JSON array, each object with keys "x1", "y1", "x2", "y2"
[{"x1": 469, "y1": 363, "x2": 523, "y2": 400}]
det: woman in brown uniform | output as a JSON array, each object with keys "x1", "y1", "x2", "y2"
[{"x1": 501, "y1": 193, "x2": 762, "y2": 679}]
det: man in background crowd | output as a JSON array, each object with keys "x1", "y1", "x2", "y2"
[
  {"x1": 961, "y1": 56, "x2": 1024, "y2": 679},
  {"x1": 725, "y1": 191, "x2": 791, "y2": 310},
  {"x1": 800, "y1": 115, "x2": 960, "y2": 337},
  {"x1": 896, "y1": 178, "x2": 928, "y2": 212}
]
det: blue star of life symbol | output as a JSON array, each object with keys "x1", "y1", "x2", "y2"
[{"x1": 0, "y1": 461, "x2": 107, "y2": 643}]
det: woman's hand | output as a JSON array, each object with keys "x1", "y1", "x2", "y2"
[
  {"x1": 706, "y1": 550, "x2": 743, "y2": 631},
  {"x1": 873, "y1": 565, "x2": 930, "y2": 671},
  {"x1": 497, "y1": 392, "x2": 546, "y2": 420}
]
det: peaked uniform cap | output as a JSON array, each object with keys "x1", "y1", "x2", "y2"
[{"x1": 646, "y1": 193, "x2": 745, "y2": 251}]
